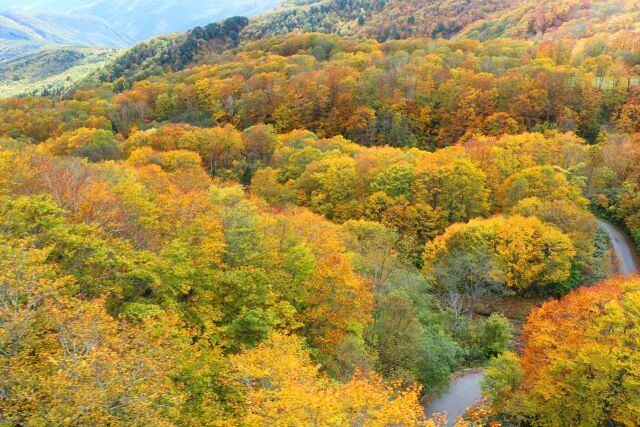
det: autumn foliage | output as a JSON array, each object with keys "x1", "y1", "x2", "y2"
[
  {"x1": 423, "y1": 215, "x2": 576, "y2": 293},
  {"x1": 229, "y1": 333, "x2": 435, "y2": 426},
  {"x1": 486, "y1": 277, "x2": 640, "y2": 426},
  {"x1": 2, "y1": 6, "x2": 640, "y2": 424}
]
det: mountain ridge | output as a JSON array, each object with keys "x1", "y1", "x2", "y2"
[
  {"x1": 0, "y1": 1, "x2": 284, "y2": 96},
  {"x1": 2, "y1": 0, "x2": 282, "y2": 42},
  {"x1": 6, "y1": 0, "x2": 640, "y2": 96},
  {"x1": 0, "y1": 11, "x2": 131, "y2": 44}
]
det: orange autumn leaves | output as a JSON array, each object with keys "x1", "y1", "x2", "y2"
[{"x1": 489, "y1": 276, "x2": 640, "y2": 426}]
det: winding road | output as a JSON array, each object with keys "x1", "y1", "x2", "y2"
[
  {"x1": 424, "y1": 219, "x2": 639, "y2": 425},
  {"x1": 597, "y1": 219, "x2": 639, "y2": 276}
]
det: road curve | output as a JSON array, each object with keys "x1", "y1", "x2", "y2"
[
  {"x1": 424, "y1": 219, "x2": 639, "y2": 424},
  {"x1": 597, "y1": 219, "x2": 639, "y2": 276},
  {"x1": 424, "y1": 372, "x2": 483, "y2": 426}
]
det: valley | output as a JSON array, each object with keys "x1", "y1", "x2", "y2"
[
  {"x1": 0, "y1": 1, "x2": 283, "y2": 96},
  {"x1": 1, "y1": 1, "x2": 640, "y2": 426}
]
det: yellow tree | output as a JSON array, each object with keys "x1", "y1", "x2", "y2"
[
  {"x1": 0, "y1": 235, "x2": 188, "y2": 426},
  {"x1": 229, "y1": 332, "x2": 440, "y2": 427},
  {"x1": 424, "y1": 215, "x2": 576, "y2": 293},
  {"x1": 275, "y1": 210, "x2": 374, "y2": 366},
  {"x1": 497, "y1": 165, "x2": 587, "y2": 209}
]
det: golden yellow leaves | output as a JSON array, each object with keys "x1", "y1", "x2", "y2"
[
  {"x1": 424, "y1": 215, "x2": 576, "y2": 292},
  {"x1": 229, "y1": 332, "x2": 433, "y2": 427}
]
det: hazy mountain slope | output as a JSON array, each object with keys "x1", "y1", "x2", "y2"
[
  {"x1": 3, "y1": 0, "x2": 282, "y2": 42},
  {"x1": 0, "y1": 12, "x2": 131, "y2": 47},
  {"x1": 68, "y1": 0, "x2": 281, "y2": 41},
  {"x1": 0, "y1": 11, "x2": 127, "y2": 95},
  {"x1": 0, "y1": 12, "x2": 131, "y2": 62},
  {"x1": 0, "y1": 39, "x2": 42, "y2": 63},
  {"x1": 0, "y1": 1, "x2": 282, "y2": 96}
]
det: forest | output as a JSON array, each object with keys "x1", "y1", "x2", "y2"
[{"x1": 2, "y1": 1, "x2": 640, "y2": 426}]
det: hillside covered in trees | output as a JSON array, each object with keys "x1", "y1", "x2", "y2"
[
  {"x1": 0, "y1": 47, "x2": 118, "y2": 97},
  {"x1": 96, "y1": 0, "x2": 640, "y2": 94},
  {"x1": 246, "y1": 0, "x2": 640, "y2": 43},
  {"x1": 3, "y1": 0, "x2": 640, "y2": 425},
  {"x1": 0, "y1": 1, "x2": 283, "y2": 96}
]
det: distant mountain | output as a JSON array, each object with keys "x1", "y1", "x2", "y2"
[
  {"x1": 3, "y1": 0, "x2": 282, "y2": 42},
  {"x1": 0, "y1": 11, "x2": 126, "y2": 96},
  {"x1": 0, "y1": 11, "x2": 131, "y2": 62},
  {"x1": 10, "y1": 0, "x2": 638, "y2": 99},
  {"x1": 0, "y1": 1, "x2": 283, "y2": 97}
]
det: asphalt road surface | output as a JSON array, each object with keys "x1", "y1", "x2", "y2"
[
  {"x1": 597, "y1": 219, "x2": 639, "y2": 276},
  {"x1": 424, "y1": 372, "x2": 484, "y2": 426}
]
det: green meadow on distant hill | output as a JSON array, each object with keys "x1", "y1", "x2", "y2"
[{"x1": 0, "y1": 47, "x2": 118, "y2": 97}]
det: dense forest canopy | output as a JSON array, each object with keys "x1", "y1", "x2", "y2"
[
  {"x1": 246, "y1": 0, "x2": 640, "y2": 43},
  {"x1": 2, "y1": 0, "x2": 640, "y2": 425}
]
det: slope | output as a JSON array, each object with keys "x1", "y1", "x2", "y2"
[
  {"x1": 90, "y1": 0, "x2": 640, "y2": 87},
  {"x1": 0, "y1": 11, "x2": 131, "y2": 62},
  {"x1": 0, "y1": 47, "x2": 118, "y2": 97},
  {"x1": 243, "y1": 0, "x2": 640, "y2": 43},
  {"x1": 0, "y1": 2, "x2": 284, "y2": 96},
  {"x1": 244, "y1": 0, "x2": 514, "y2": 41},
  {"x1": 0, "y1": 11, "x2": 129, "y2": 96},
  {"x1": 2, "y1": 0, "x2": 282, "y2": 42},
  {"x1": 461, "y1": 0, "x2": 640, "y2": 41}
]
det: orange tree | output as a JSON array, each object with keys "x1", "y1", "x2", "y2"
[{"x1": 484, "y1": 277, "x2": 640, "y2": 426}]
